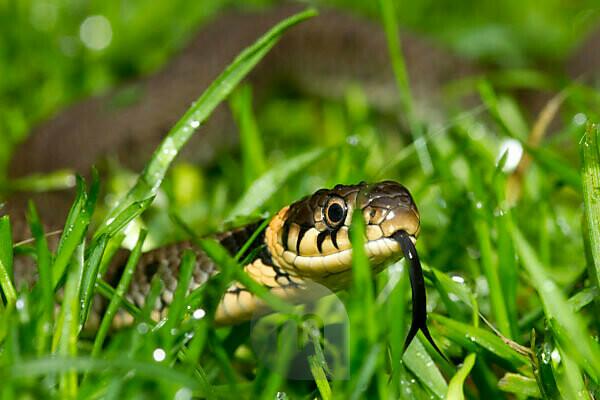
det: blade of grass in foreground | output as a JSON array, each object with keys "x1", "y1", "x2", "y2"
[
  {"x1": 446, "y1": 353, "x2": 476, "y2": 400},
  {"x1": 27, "y1": 202, "x2": 53, "y2": 354},
  {"x1": 52, "y1": 173, "x2": 99, "y2": 288},
  {"x1": 379, "y1": 0, "x2": 432, "y2": 175},
  {"x1": 402, "y1": 338, "x2": 447, "y2": 399},
  {"x1": 99, "y1": 8, "x2": 317, "y2": 230},
  {"x1": 230, "y1": 84, "x2": 267, "y2": 189},
  {"x1": 430, "y1": 314, "x2": 528, "y2": 368},
  {"x1": 0, "y1": 215, "x2": 16, "y2": 309},
  {"x1": 513, "y1": 226, "x2": 600, "y2": 381},
  {"x1": 197, "y1": 238, "x2": 295, "y2": 316},
  {"x1": 163, "y1": 249, "x2": 196, "y2": 344},
  {"x1": 581, "y1": 123, "x2": 600, "y2": 292},
  {"x1": 56, "y1": 244, "x2": 85, "y2": 398},
  {"x1": 92, "y1": 230, "x2": 147, "y2": 356},
  {"x1": 6, "y1": 357, "x2": 202, "y2": 392},
  {"x1": 226, "y1": 147, "x2": 328, "y2": 221},
  {"x1": 346, "y1": 209, "x2": 386, "y2": 399},
  {"x1": 498, "y1": 373, "x2": 541, "y2": 398}
]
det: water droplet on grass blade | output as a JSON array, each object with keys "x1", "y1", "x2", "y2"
[
  {"x1": 153, "y1": 348, "x2": 166, "y2": 362},
  {"x1": 573, "y1": 113, "x2": 587, "y2": 126},
  {"x1": 174, "y1": 388, "x2": 192, "y2": 400},
  {"x1": 193, "y1": 308, "x2": 206, "y2": 320},
  {"x1": 137, "y1": 323, "x2": 149, "y2": 334},
  {"x1": 79, "y1": 15, "x2": 112, "y2": 50}
]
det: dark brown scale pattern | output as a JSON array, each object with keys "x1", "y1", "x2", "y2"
[
  {"x1": 119, "y1": 221, "x2": 267, "y2": 312},
  {"x1": 225, "y1": 263, "x2": 300, "y2": 297},
  {"x1": 124, "y1": 241, "x2": 219, "y2": 311}
]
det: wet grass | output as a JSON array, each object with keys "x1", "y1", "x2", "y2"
[{"x1": 0, "y1": 2, "x2": 600, "y2": 399}]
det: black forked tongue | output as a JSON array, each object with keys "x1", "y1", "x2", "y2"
[{"x1": 393, "y1": 230, "x2": 447, "y2": 361}]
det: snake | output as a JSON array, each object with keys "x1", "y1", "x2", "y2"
[
  {"x1": 105, "y1": 180, "x2": 442, "y2": 357},
  {"x1": 3, "y1": 3, "x2": 598, "y2": 357}
]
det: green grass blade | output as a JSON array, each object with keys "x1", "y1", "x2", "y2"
[
  {"x1": 402, "y1": 338, "x2": 447, "y2": 399},
  {"x1": 446, "y1": 353, "x2": 476, "y2": 400},
  {"x1": 384, "y1": 262, "x2": 409, "y2": 396},
  {"x1": 349, "y1": 201, "x2": 377, "y2": 344},
  {"x1": 101, "y1": 8, "x2": 318, "y2": 228},
  {"x1": 79, "y1": 234, "x2": 109, "y2": 330},
  {"x1": 309, "y1": 355, "x2": 332, "y2": 400},
  {"x1": 52, "y1": 173, "x2": 99, "y2": 288},
  {"x1": 56, "y1": 243, "x2": 85, "y2": 397},
  {"x1": 93, "y1": 197, "x2": 154, "y2": 241},
  {"x1": 0, "y1": 215, "x2": 16, "y2": 308},
  {"x1": 470, "y1": 170, "x2": 511, "y2": 337},
  {"x1": 348, "y1": 344, "x2": 381, "y2": 400},
  {"x1": 478, "y1": 81, "x2": 528, "y2": 139},
  {"x1": 164, "y1": 249, "x2": 196, "y2": 337},
  {"x1": 498, "y1": 373, "x2": 541, "y2": 398},
  {"x1": 197, "y1": 238, "x2": 295, "y2": 316},
  {"x1": 523, "y1": 144, "x2": 582, "y2": 190},
  {"x1": 226, "y1": 147, "x2": 328, "y2": 220},
  {"x1": 27, "y1": 202, "x2": 54, "y2": 354},
  {"x1": 346, "y1": 208, "x2": 386, "y2": 398},
  {"x1": 431, "y1": 314, "x2": 528, "y2": 368},
  {"x1": 513, "y1": 226, "x2": 600, "y2": 381},
  {"x1": 379, "y1": 0, "x2": 432, "y2": 174},
  {"x1": 554, "y1": 346, "x2": 592, "y2": 400},
  {"x1": 230, "y1": 84, "x2": 267, "y2": 189},
  {"x1": 95, "y1": 279, "x2": 142, "y2": 321},
  {"x1": 581, "y1": 123, "x2": 600, "y2": 292},
  {"x1": 0, "y1": 170, "x2": 74, "y2": 194},
  {"x1": 92, "y1": 230, "x2": 147, "y2": 356},
  {"x1": 6, "y1": 357, "x2": 202, "y2": 392}
]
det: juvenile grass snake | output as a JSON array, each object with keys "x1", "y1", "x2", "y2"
[{"x1": 111, "y1": 180, "x2": 443, "y2": 357}]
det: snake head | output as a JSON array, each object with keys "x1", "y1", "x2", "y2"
[{"x1": 265, "y1": 180, "x2": 420, "y2": 286}]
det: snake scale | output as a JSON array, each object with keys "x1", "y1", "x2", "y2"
[{"x1": 3, "y1": 4, "x2": 599, "y2": 356}]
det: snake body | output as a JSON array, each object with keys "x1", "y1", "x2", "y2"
[{"x1": 104, "y1": 180, "x2": 438, "y2": 354}]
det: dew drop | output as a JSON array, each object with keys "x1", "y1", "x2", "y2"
[
  {"x1": 551, "y1": 348, "x2": 562, "y2": 365},
  {"x1": 276, "y1": 392, "x2": 288, "y2": 400},
  {"x1": 193, "y1": 308, "x2": 206, "y2": 320},
  {"x1": 346, "y1": 135, "x2": 359, "y2": 145},
  {"x1": 496, "y1": 138, "x2": 523, "y2": 172},
  {"x1": 174, "y1": 388, "x2": 192, "y2": 400},
  {"x1": 79, "y1": 15, "x2": 112, "y2": 50},
  {"x1": 153, "y1": 348, "x2": 166, "y2": 362},
  {"x1": 573, "y1": 113, "x2": 587, "y2": 126},
  {"x1": 137, "y1": 322, "x2": 149, "y2": 334}
]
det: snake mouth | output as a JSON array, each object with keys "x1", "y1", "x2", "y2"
[{"x1": 392, "y1": 230, "x2": 446, "y2": 360}]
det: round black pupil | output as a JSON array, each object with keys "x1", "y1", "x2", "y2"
[{"x1": 328, "y1": 203, "x2": 344, "y2": 223}]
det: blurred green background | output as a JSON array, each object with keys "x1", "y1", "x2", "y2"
[{"x1": 1, "y1": 0, "x2": 598, "y2": 176}]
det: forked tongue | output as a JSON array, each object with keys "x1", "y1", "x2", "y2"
[{"x1": 393, "y1": 230, "x2": 446, "y2": 360}]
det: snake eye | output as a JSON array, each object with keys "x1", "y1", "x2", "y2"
[{"x1": 324, "y1": 197, "x2": 347, "y2": 228}]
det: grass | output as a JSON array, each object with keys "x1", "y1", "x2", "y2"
[{"x1": 0, "y1": 1, "x2": 599, "y2": 399}]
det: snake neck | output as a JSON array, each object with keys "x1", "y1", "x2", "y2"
[{"x1": 214, "y1": 211, "x2": 308, "y2": 324}]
